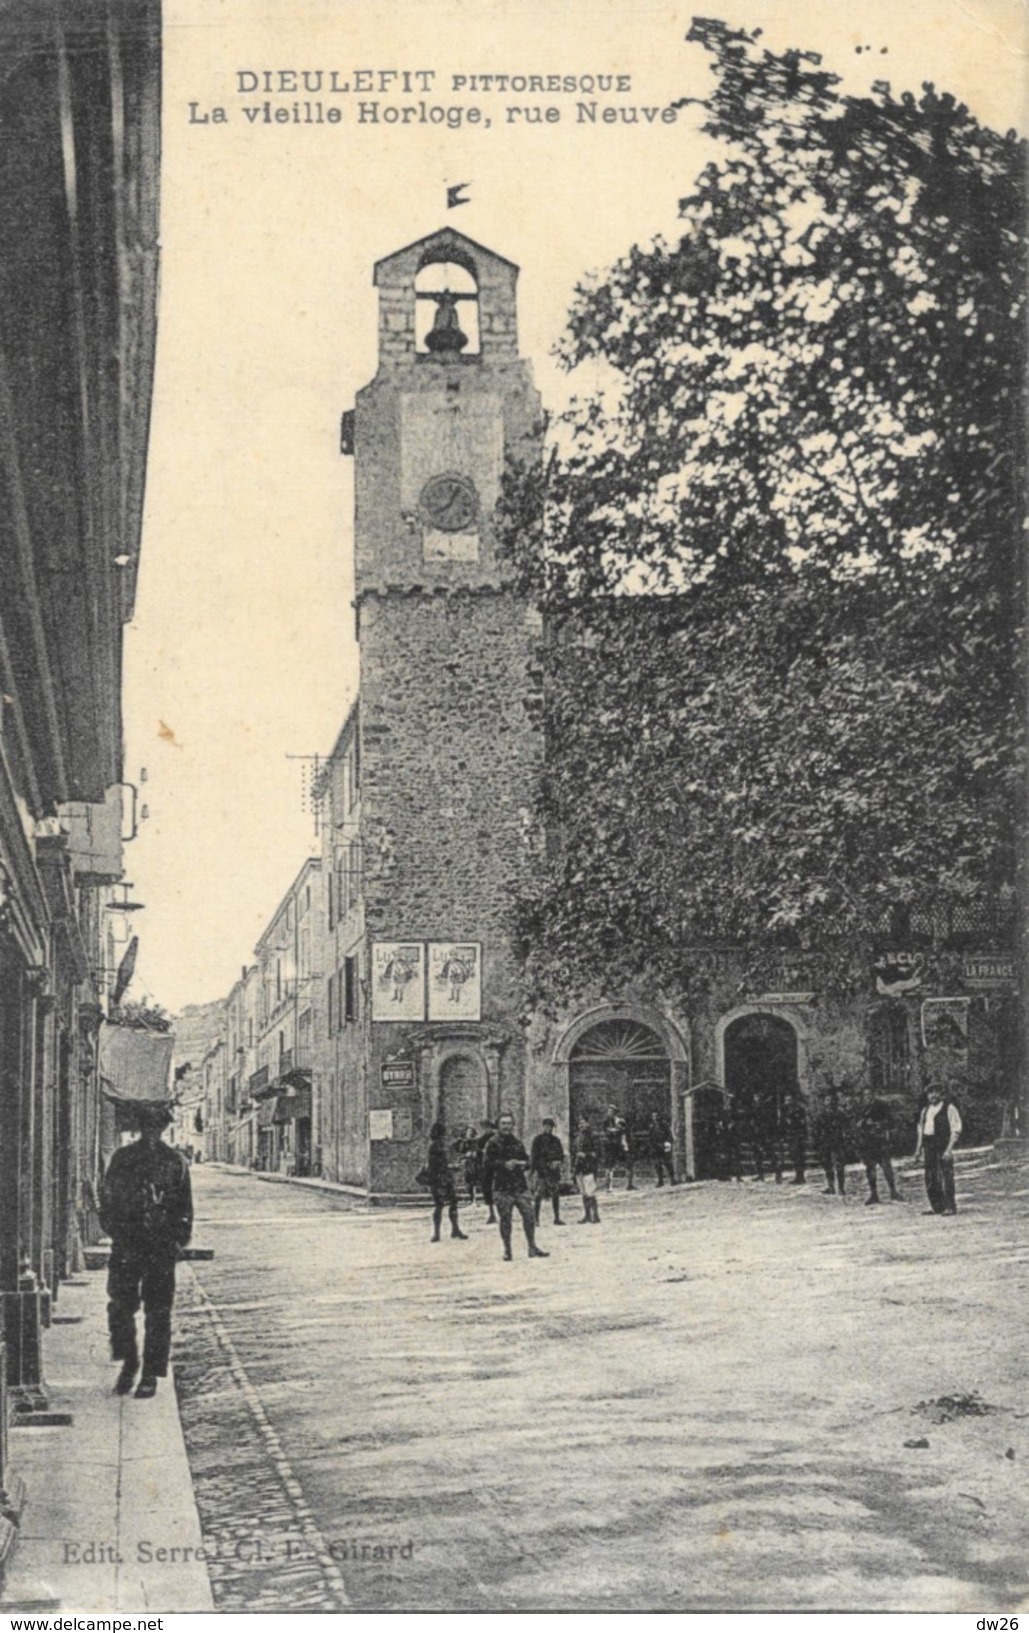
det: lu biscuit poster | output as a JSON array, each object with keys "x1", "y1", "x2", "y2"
[{"x1": 0, "y1": 0, "x2": 1027, "y2": 1619}]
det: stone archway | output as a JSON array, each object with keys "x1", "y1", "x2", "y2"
[
  {"x1": 717, "y1": 1007, "x2": 808, "y2": 1174},
  {"x1": 553, "y1": 1003, "x2": 692, "y2": 1176},
  {"x1": 715, "y1": 1005, "x2": 811, "y2": 1102}
]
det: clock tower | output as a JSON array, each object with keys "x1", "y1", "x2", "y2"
[
  {"x1": 345, "y1": 227, "x2": 543, "y2": 1191},
  {"x1": 353, "y1": 226, "x2": 540, "y2": 593}
]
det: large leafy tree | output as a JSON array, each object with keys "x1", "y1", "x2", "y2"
[{"x1": 502, "y1": 19, "x2": 1025, "y2": 1009}]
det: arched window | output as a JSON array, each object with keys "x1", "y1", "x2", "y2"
[
  {"x1": 414, "y1": 259, "x2": 480, "y2": 356},
  {"x1": 437, "y1": 1052, "x2": 487, "y2": 1132}
]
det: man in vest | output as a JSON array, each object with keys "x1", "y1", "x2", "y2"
[
  {"x1": 100, "y1": 1102, "x2": 193, "y2": 1398},
  {"x1": 914, "y1": 1084, "x2": 962, "y2": 1215}
]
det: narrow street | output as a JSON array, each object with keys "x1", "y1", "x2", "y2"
[{"x1": 175, "y1": 1154, "x2": 1029, "y2": 1613}]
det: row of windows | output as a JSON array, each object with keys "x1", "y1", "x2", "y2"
[{"x1": 327, "y1": 956, "x2": 359, "y2": 1034}]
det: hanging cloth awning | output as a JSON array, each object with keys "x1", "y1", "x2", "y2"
[
  {"x1": 256, "y1": 1095, "x2": 279, "y2": 1130},
  {"x1": 98, "y1": 1024, "x2": 175, "y2": 1104},
  {"x1": 272, "y1": 1084, "x2": 311, "y2": 1124}
]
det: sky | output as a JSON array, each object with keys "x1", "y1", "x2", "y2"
[{"x1": 121, "y1": 0, "x2": 1028, "y2": 1014}]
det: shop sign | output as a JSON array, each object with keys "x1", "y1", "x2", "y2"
[
  {"x1": 873, "y1": 951, "x2": 925, "y2": 996},
  {"x1": 962, "y1": 955, "x2": 1016, "y2": 989},
  {"x1": 381, "y1": 1061, "x2": 416, "y2": 1089},
  {"x1": 749, "y1": 992, "x2": 816, "y2": 1006}
]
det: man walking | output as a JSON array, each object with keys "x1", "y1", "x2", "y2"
[
  {"x1": 99, "y1": 1103, "x2": 193, "y2": 1398},
  {"x1": 484, "y1": 1112, "x2": 549, "y2": 1260},
  {"x1": 914, "y1": 1084, "x2": 962, "y2": 1215},
  {"x1": 426, "y1": 1121, "x2": 468, "y2": 1242},
  {"x1": 530, "y1": 1118, "x2": 566, "y2": 1226}
]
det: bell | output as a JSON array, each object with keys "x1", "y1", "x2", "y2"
[{"x1": 424, "y1": 290, "x2": 468, "y2": 353}]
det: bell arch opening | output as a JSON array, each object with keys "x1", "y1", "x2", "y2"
[{"x1": 414, "y1": 259, "x2": 480, "y2": 355}]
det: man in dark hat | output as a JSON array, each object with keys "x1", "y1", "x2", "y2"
[
  {"x1": 529, "y1": 1118, "x2": 566, "y2": 1227},
  {"x1": 99, "y1": 1103, "x2": 193, "y2": 1398},
  {"x1": 483, "y1": 1112, "x2": 549, "y2": 1261}
]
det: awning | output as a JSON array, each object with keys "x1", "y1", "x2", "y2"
[
  {"x1": 272, "y1": 1085, "x2": 312, "y2": 1124},
  {"x1": 256, "y1": 1095, "x2": 279, "y2": 1130},
  {"x1": 99, "y1": 1024, "x2": 175, "y2": 1104}
]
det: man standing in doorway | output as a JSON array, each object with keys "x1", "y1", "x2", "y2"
[
  {"x1": 914, "y1": 1084, "x2": 962, "y2": 1215},
  {"x1": 99, "y1": 1103, "x2": 193, "y2": 1398},
  {"x1": 574, "y1": 1118, "x2": 602, "y2": 1224},
  {"x1": 784, "y1": 1094, "x2": 809, "y2": 1186},
  {"x1": 648, "y1": 1110, "x2": 677, "y2": 1187},
  {"x1": 602, "y1": 1105, "x2": 630, "y2": 1191},
  {"x1": 484, "y1": 1112, "x2": 550, "y2": 1260}
]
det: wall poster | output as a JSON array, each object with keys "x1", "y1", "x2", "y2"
[
  {"x1": 370, "y1": 942, "x2": 426, "y2": 1021},
  {"x1": 427, "y1": 941, "x2": 482, "y2": 1021}
]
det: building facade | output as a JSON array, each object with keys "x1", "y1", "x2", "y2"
[
  {"x1": 308, "y1": 224, "x2": 1018, "y2": 1198},
  {"x1": 193, "y1": 226, "x2": 1017, "y2": 1202},
  {"x1": 0, "y1": 0, "x2": 161, "y2": 1470},
  {"x1": 248, "y1": 858, "x2": 323, "y2": 1176},
  {"x1": 313, "y1": 227, "x2": 543, "y2": 1197}
]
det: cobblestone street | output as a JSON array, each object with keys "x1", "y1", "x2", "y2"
[{"x1": 175, "y1": 1153, "x2": 1029, "y2": 1613}]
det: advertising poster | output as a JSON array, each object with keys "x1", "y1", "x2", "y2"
[
  {"x1": 370, "y1": 941, "x2": 425, "y2": 1020},
  {"x1": 427, "y1": 941, "x2": 482, "y2": 1020}
]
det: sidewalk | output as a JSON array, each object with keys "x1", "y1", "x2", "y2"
[{"x1": 1, "y1": 1271, "x2": 213, "y2": 1613}]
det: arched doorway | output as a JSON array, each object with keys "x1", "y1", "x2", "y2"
[
  {"x1": 437, "y1": 1053, "x2": 487, "y2": 1136},
  {"x1": 723, "y1": 1013, "x2": 800, "y2": 1170},
  {"x1": 569, "y1": 1020, "x2": 671, "y2": 1180}
]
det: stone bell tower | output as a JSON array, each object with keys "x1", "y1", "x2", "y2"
[{"x1": 349, "y1": 227, "x2": 543, "y2": 1190}]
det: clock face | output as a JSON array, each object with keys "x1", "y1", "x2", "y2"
[{"x1": 419, "y1": 474, "x2": 478, "y2": 534}]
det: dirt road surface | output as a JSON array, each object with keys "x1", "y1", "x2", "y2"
[{"x1": 174, "y1": 1149, "x2": 1028, "y2": 1612}]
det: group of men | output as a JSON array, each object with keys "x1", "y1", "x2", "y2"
[
  {"x1": 433, "y1": 1106, "x2": 678, "y2": 1259},
  {"x1": 713, "y1": 1083, "x2": 963, "y2": 1214},
  {"x1": 97, "y1": 1077, "x2": 963, "y2": 1401}
]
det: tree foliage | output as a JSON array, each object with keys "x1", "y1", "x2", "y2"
[{"x1": 500, "y1": 20, "x2": 1025, "y2": 1007}]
